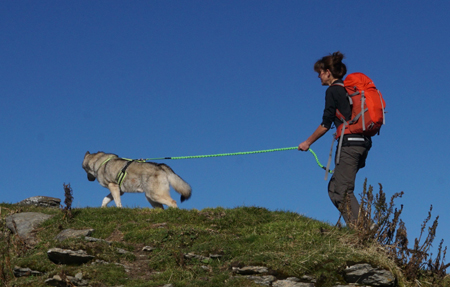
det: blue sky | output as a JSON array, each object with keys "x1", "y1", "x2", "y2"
[{"x1": 1, "y1": 1, "x2": 449, "y2": 257}]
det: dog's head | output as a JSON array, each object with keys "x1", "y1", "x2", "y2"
[
  {"x1": 82, "y1": 151, "x2": 110, "y2": 182},
  {"x1": 82, "y1": 151, "x2": 118, "y2": 182},
  {"x1": 83, "y1": 151, "x2": 98, "y2": 181}
]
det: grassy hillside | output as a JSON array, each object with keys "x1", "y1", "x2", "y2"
[{"x1": 0, "y1": 203, "x2": 448, "y2": 287}]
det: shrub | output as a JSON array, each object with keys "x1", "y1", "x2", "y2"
[{"x1": 354, "y1": 179, "x2": 450, "y2": 284}]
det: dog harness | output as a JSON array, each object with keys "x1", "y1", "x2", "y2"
[
  {"x1": 96, "y1": 156, "x2": 134, "y2": 188},
  {"x1": 116, "y1": 160, "x2": 134, "y2": 188},
  {"x1": 115, "y1": 159, "x2": 148, "y2": 188},
  {"x1": 99, "y1": 156, "x2": 114, "y2": 168}
]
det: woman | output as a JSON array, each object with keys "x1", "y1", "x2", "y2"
[{"x1": 298, "y1": 51, "x2": 371, "y2": 226}]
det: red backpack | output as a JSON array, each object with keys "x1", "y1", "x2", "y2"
[
  {"x1": 324, "y1": 73, "x2": 386, "y2": 178},
  {"x1": 333, "y1": 72, "x2": 386, "y2": 139}
]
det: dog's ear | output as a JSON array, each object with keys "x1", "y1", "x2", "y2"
[{"x1": 85, "y1": 151, "x2": 90, "y2": 156}]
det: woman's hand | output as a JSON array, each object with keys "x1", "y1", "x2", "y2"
[{"x1": 298, "y1": 142, "x2": 310, "y2": 151}]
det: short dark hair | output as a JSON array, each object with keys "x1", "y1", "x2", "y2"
[{"x1": 314, "y1": 51, "x2": 347, "y2": 79}]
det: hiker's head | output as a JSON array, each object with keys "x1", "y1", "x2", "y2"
[{"x1": 314, "y1": 51, "x2": 347, "y2": 83}]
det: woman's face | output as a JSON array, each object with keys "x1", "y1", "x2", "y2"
[{"x1": 318, "y1": 69, "x2": 334, "y2": 86}]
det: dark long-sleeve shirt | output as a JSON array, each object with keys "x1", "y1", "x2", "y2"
[{"x1": 321, "y1": 79, "x2": 351, "y2": 129}]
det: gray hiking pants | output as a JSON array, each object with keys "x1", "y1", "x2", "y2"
[{"x1": 328, "y1": 145, "x2": 369, "y2": 226}]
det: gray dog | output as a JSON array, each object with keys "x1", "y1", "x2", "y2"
[{"x1": 82, "y1": 151, "x2": 191, "y2": 209}]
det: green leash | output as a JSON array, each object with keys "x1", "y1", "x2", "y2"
[
  {"x1": 308, "y1": 148, "x2": 333, "y2": 173},
  {"x1": 143, "y1": 147, "x2": 333, "y2": 174}
]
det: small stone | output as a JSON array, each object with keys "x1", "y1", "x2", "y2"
[
  {"x1": 13, "y1": 266, "x2": 43, "y2": 277},
  {"x1": 116, "y1": 248, "x2": 132, "y2": 255},
  {"x1": 84, "y1": 236, "x2": 111, "y2": 244},
  {"x1": 142, "y1": 246, "x2": 155, "y2": 252},
  {"x1": 232, "y1": 266, "x2": 269, "y2": 275},
  {"x1": 55, "y1": 229, "x2": 94, "y2": 242},
  {"x1": 244, "y1": 275, "x2": 276, "y2": 286}
]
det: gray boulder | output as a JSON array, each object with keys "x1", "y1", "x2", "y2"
[
  {"x1": 344, "y1": 263, "x2": 396, "y2": 287},
  {"x1": 18, "y1": 196, "x2": 61, "y2": 208},
  {"x1": 47, "y1": 248, "x2": 95, "y2": 265},
  {"x1": 6, "y1": 212, "x2": 53, "y2": 245}
]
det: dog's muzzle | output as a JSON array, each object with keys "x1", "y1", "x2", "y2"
[{"x1": 87, "y1": 174, "x2": 96, "y2": 181}]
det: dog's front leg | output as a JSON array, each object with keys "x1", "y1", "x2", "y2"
[
  {"x1": 101, "y1": 194, "x2": 114, "y2": 207},
  {"x1": 107, "y1": 183, "x2": 122, "y2": 208}
]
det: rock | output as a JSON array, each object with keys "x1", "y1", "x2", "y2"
[
  {"x1": 116, "y1": 248, "x2": 132, "y2": 255},
  {"x1": 13, "y1": 266, "x2": 43, "y2": 277},
  {"x1": 6, "y1": 212, "x2": 53, "y2": 245},
  {"x1": 91, "y1": 259, "x2": 132, "y2": 273},
  {"x1": 47, "y1": 248, "x2": 95, "y2": 265},
  {"x1": 45, "y1": 275, "x2": 69, "y2": 287},
  {"x1": 184, "y1": 252, "x2": 212, "y2": 263},
  {"x1": 184, "y1": 252, "x2": 206, "y2": 259},
  {"x1": 44, "y1": 273, "x2": 90, "y2": 286},
  {"x1": 84, "y1": 236, "x2": 111, "y2": 244},
  {"x1": 72, "y1": 272, "x2": 89, "y2": 286},
  {"x1": 209, "y1": 253, "x2": 223, "y2": 259},
  {"x1": 272, "y1": 279, "x2": 314, "y2": 287},
  {"x1": 300, "y1": 275, "x2": 316, "y2": 283},
  {"x1": 344, "y1": 263, "x2": 396, "y2": 287},
  {"x1": 18, "y1": 196, "x2": 61, "y2": 208},
  {"x1": 232, "y1": 266, "x2": 269, "y2": 275},
  {"x1": 234, "y1": 263, "x2": 397, "y2": 287},
  {"x1": 244, "y1": 275, "x2": 276, "y2": 286},
  {"x1": 142, "y1": 246, "x2": 155, "y2": 252},
  {"x1": 55, "y1": 229, "x2": 94, "y2": 242},
  {"x1": 200, "y1": 265, "x2": 211, "y2": 271}
]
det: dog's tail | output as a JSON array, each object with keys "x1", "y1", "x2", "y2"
[{"x1": 159, "y1": 164, "x2": 192, "y2": 202}]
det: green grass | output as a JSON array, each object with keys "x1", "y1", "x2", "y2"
[{"x1": 1, "y1": 204, "x2": 448, "y2": 287}]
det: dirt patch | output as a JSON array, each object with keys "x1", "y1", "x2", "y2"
[
  {"x1": 106, "y1": 228, "x2": 124, "y2": 242},
  {"x1": 121, "y1": 243, "x2": 157, "y2": 281}
]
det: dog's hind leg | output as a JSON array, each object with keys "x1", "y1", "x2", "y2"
[
  {"x1": 144, "y1": 176, "x2": 178, "y2": 208},
  {"x1": 145, "y1": 191, "x2": 178, "y2": 209},
  {"x1": 107, "y1": 183, "x2": 123, "y2": 208},
  {"x1": 144, "y1": 195, "x2": 165, "y2": 209},
  {"x1": 158, "y1": 197, "x2": 178, "y2": 208}
]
